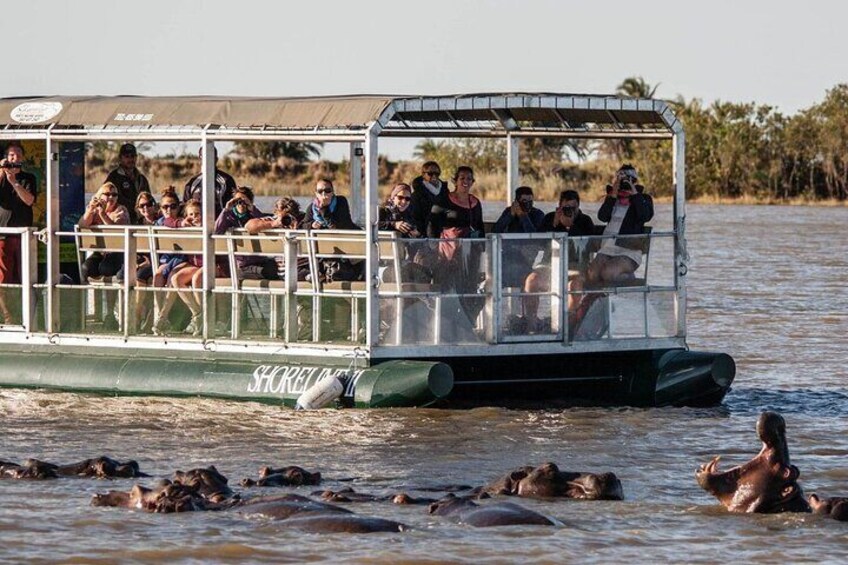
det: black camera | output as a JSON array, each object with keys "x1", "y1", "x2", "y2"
[
  {"x1": 1, "y1": 162, "x2": 22, "y2": 169},
  {"x1": 234, "y1": 198, "x2": 246, "y2": 207},
  {"x1": 519, "y1": 199, "x2": 532, "y2": 212},
  {"x1": 280, "y1": 215, "x2": 293, "y2": 228},
  {"x1": 562, "y1": 205, "x2": 576, "y2": 217},
  {"x1": 619, "y1": 179, "x2": 633, "y2": 192}
]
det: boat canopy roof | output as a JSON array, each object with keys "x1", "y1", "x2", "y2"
[{"x1": 0, "y1": 93, "x2": 680, "y2": 137}]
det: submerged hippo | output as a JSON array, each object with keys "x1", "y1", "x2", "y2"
[
  {"x1": 1, "y1": 456, "x2": 146, "y2": 480},
  {"x1": 482, "y1": 462, "x2": 624, "y2": 500},
  {"x1": 241, "y1": 465, "x2": 322, "y2": 487},
  {"x1": 696, "y1": 411, "x2": 810, "y2": 513},
  {"x1": 428, "y1": 494, "x2": 556, "y2": 527},
  {"x1": 0, "y1": 459, "x2": 59, "y2": 480},
  {"x1": 809, "y1": 495, "x2": 848, "y2": 522},
  {"x1": 171, "y1": 466, "x2": 234, "y2": 504},
  {"x1": 92, "y1": 481, "x2": 217, "y2": 513},
  {"x1": 57, "y1": 457, "x2": 148, "y2": 479},
  {"x1": 311, "y1": 487, "x2": 436, "y2": 505}
]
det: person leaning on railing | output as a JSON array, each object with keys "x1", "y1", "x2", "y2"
[
  {"x1": 77, "y1": 182, "x2": 130, "y2": 330},
  {"x1": 587, "y1": 164, "x2": 653, "y2": 286},
  {"x1": 244, "y1": 196, "x2": 309, "y2": 281},
  {"x1": 215, "y1": 186, "x2": 278, "y2": 280},
  {"x1": 0, "y1": 142, "x2": 37, "y2": 325},
  {"x1": 378, "y1": 183, "x2": 434, "y2": 285}
]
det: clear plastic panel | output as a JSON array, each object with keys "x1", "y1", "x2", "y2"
[
  {"x1": 498, "y1": 236, "x2": 559, "y2": 338},
  {"x1": 378, "y1": 237, "x2": 489, "y2": 346}
]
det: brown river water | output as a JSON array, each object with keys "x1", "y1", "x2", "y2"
[{"x1": 1, "y1": 204, "x2": 847, "y2": 563}]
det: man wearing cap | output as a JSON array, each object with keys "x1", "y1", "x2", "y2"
[
  {"x1": 182, "y1": 146, "x2": 237, "y2": 217},
  {"x1": 105, "y1": 143, "x2": 150, "y2": 224}
]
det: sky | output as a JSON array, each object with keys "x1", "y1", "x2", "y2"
[{"x1": 6, "y1": 0, "x2": 846, "y2": 159}]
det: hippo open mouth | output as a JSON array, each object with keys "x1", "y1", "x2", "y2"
[{"x1": 696, "y1": 412, "x2": 811, "y2": 514}]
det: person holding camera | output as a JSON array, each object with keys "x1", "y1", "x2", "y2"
[
  {"x1": 516, "y1": 190, "x2": 595, "y2": 333},
  {"x1": 492, "y1": 186, "x2": 545, "y2": 291},
  {"x1": 0, "y1": 142, "x2": 37, "y2": 325},
  {"x1": 215, "y1": 187, "x2": 278, "y2": 280},
  {"x1": 587, "y1": 164, "x2": 653, "y2": 286}
]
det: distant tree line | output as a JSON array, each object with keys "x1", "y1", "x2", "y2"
[
  {"x1": 82, "y1": 79, "x2": 848, "y2": 202},
  {"x1": 414, "y1": 78, "x2": 848, "y2": 202}
]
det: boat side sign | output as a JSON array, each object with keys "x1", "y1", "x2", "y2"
[{"x1": 248, "y1": 364, "x2": 365, "y2": 399}]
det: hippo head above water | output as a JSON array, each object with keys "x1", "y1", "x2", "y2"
[
  {"x1": 696, "y1": 411, "x2": 811, "y2": 513},
  {"x1": 485, "y1": 462, "x2": 624, "y2": 501}
]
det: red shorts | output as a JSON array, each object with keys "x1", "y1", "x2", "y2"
[{"x1": 0, "y1": 235, "x2": 21, "y2": 285}]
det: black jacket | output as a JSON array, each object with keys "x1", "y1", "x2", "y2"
[
  {"x1": 597, "y1": 193, "x2": 653, "y2": 235},
  {"x1": 410, "y1": 176, "x2": 450, "y2": 236}
]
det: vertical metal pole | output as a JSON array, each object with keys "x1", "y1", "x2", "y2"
[
  {"x1": 349, "y1": 142, "x2": 363, "y2": 225},
  {"x1": 45, "y1": 135, "x2": 60, "y2": 333},
  {"x1": 551, "y1": 235, "x2": 564, "y2": 340},
  {"x1": 488, "y1": 235, "x2": 500, "y2": 343},
  {"x1": 122, "y1": 226, "x2": 137, "y2": 337},
  {"x1": 201, "y1": 137, "x2": 217, "y2": 339},
  {"x1": 363, "y1": 128, "x2": 380, "y2": 347},
  {"x1": 672, "y1": 130, "x2": 687, "y2": 339},
  {"x1": 283, "y1": 235, "x2": 298, "y2": 343},
  {"x1": 506, "y1": 135, "x2": 519, "y2": 208},
  {"x1": 21, "y1": 229, "x2": 37, "y2": 332}
]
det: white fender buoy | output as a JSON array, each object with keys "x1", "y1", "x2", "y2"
[{"x1": 295, "y1": 376, "x2": 345, "y2": 410}]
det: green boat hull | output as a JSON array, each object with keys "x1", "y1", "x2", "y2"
[{"x1": 0, "y1": 345, "x2": 453, "y2": 408}]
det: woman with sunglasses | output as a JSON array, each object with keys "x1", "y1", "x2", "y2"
[
  {"x1": 78, "y1": 182, "x2": 130, "y2": 329},
  {"x1": 131, "y1": 191, "x2": 161, "y2": 331},
  {"x1": 150, "y1": 187, "x2": 191, "y2": 335},
  {"x1": 303, "y1": 179, "x2": 357, "y2": 230},
  {"x1": 378, "y1": 183, "x2": 420, "y2": 237},
  {"x1": 134, "y1": 191, "x2": 161, "y2": 226}
]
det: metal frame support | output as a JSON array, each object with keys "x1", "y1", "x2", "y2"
[
  {"x1": 21, "y1": 229, "x2": 38, "y2": 332},
  {"x1": 506, "y1": 135, "x2": 519, "y2": 207},
  {"x1": 363, "y1": 125, "x2": 381, "y2": 347},
  {"x1": 201, "y1": 135, "x2": 217, "y2": 339},
  {"x1": 122, "y1": 226, "x2": 137, "y2": 337},
  {"x1": 349, "y1": 142, "x2": 363, "y2": 225},
  {"x1": 45, "y1": 134, "x2": 60, "y2": 333},
  {"x1": 672, "y1": 130, "x2": 687, "y2": 339}
]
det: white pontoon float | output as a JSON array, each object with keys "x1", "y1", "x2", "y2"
[{"x1": 0, "y1": 94, "x2": 734, "y2": 407}]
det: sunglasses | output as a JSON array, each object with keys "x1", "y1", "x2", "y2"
[
  {"x1": 423, "y1": 171, "x2": 441, "y2": 177},
  {"x1": 395, "y1": 195, "x2": 411, "y2": 202},
  {"x1": 316, "y1": 188, "x2": 334, "y2": 195},
  {"x1": 161, "y1": 204, "x2": 178, "y2": 210},
  {"x1": 102, "y1": 192, "x2": 118, "y2": 198},
  {"x1": 138, "y1": 202, "x2": 156, "y2": 208}
]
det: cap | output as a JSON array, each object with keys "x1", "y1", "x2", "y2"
[{"x1": 119, "y1": 143, "x2": 137, "y2": 157}]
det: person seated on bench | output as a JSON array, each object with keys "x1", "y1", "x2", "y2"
[
  {"x1": 304, "y1": 179, "x2": 361, "y2": 283},
  {"x1": 304, "y1": 179, "x2": 358, "y2": 230},
  {"x1": 150, "y1": 187, "x2": 194, "y2": 335},
  {"x1": 410, "y1": 161, "x2": 450, "y2": 238},
  {"x1": 132, "y1": 191, "x2": 161, "y2": 331},
  {"x1": 78, "y1": 181, "x2": 130, "y2": 330},
  {"x1": 493, "y1": 185, "x2": 545, "y2": 289},
  {"x1": 215, "y1": 186, "x2": 277, "y2": 281},
  {"x1": 244, "y1": 196, "x2": 309, "y2": 281},
  {"x1": 166, "y1": 200, "x2": 205, "y2": 337},
  {"x1": 379, "y1": 183, "x2": 420, "y2": 237},
  {"x1": 520, "y1": 190, "x2": 595, "y2": 332},
  {"x1": 587, "y1": 164, "x2": 653, "y2": 286}
]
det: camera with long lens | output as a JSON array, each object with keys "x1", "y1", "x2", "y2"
[
  {"x1": 562, "y1": 205, "x2": 576, "y2": 218},
  {"x1": 619, "y1": 179, "x2": 633, "y2": 192},
  {"x1": 280, "y1": 214, "x2": 293, "y2": 228}
]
